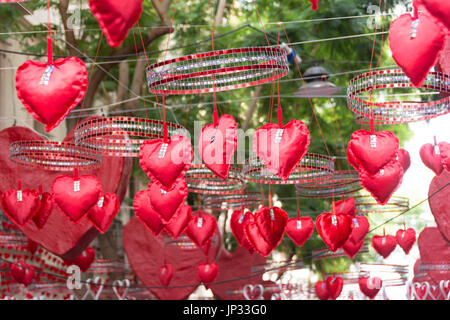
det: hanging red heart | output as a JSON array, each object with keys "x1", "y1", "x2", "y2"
[
  {"x1": 309, "y1": 0, "x2": 319, "y2": 10},
  {"x1": 139, "y1": 135, "x2": 193, "y2": 190},
  {"x1": 87, "y1": 193, "x2": 120, "y2": 234},
  {"x1": 421, "y1": 0, "x2": 450, "y2": 31},
  {"x1": 10, "y1": 261, "x2": 35, "y2": 287},
  {"x1": 198, "y1": 114, "x2": 238, "y2": 180},
  {"x1": 347, "y1": 129, "x2": 399, "y2": 175},
  {"x1": 147, "y1": 179, "x2": 188, "y2": 223},
  {"x1": 133, "y1": 189, "x2": 164, "y2": 236},
  {"x1": 159, "y1": 264, "x2": 173, "y2": 287},
  {"x1": 315, "y1": 281, "x2": 329, "y2": 300},
  {"x1": 230, "y1": 210, "x2": 255, "y2": 253},
  {"x1": 439, "y1": 142, "x2": 450, "y2": 171},
  {"x1": 334, "y1": 197, "x2": 356, "y2": 216},
  {"x1": 88, "y1": 0, "x2": 144, "y2": 48},
  {"x1": 359, "y1": 277, "x2": 382, "y2": 299},
  {"x1": 197, "y1": 262, "x2": 219, "y2": 286},
  {"x1": 396, "y1": 228, "x2": 416, "y2": 254},
  {"x1": 63, "y1": 247, "x2": 96, "y2": 272},
  {"x1": 326, "y1": 276, "x2": 343, "y2": 300},
  {"x1": 244, "y1": 207, "x2": 288, "y2": 257},
  {"x1": 316, "y1": 210, "x2": 352, "y2": 252},
  {"x1": 32, "y1": 192, "x2": 53, "y2": 229},
  {"x1": 185, "y1": 212, "x2": 217, "y2": 249},
  {"x1": 285, "y1": 216, "x2": 314, "y2": 247},
  {"x1": 428, "y1": 169, "x2": 450, "y2": 242},
  {"x1": 1, "y1": 188, "x2": 40, "y2": 227},
  {"x1": 398, "y1": 149, "x2": 411, "y2": 172},
  {"x1": 342, "y1": 239, "x2": 364, "y2": 259},
  {"x1": 253, "y1": 119, "x2": 310, "y2": 180},
  {"x1": 420, "y1": 142, "x2": 444, "y2": 175},
  {"x1": 388, "y1": 10, "x2": 446, "y2": 87},
  {"x1": 164, "y1": 204, "x2": 191, "y2": 240},
  {"x1": 15, "y1": 57, "x2": 88, "y2": 132},
  {"x1": 348, "y1": 216, "x2": 370, "y2": 244},
  {"x1": 52, "y1": 174, "x2": 102, "y2": 223},
  {"x1": 372, "y1": 235, "x2": 397, "y2": 258}
]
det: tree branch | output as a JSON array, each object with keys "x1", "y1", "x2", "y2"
[{"x1": 57, "y1": 0, "x2": 79, "y2": 56}]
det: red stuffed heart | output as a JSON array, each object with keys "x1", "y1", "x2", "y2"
[
  {"x1": 147, "y1": 179, "x2": 188, "y2": 222},
  {"x1": 396, "y1": 228, "x2": 416, "y2": 254},
  {"x1": 285, "y1": 216, "x2": 314, "y2": 247},
  {"x1": 230, "y1": 210, "x2": 255, "y2": 253},
  {"x1": 10, "y1": 261, "x2": 35, "y2": 287},
  {"x1": 164, "y1": 204, "x2": 191, "y2": 239},
  {"x1": 315, "y1": 281, "x2": 329, "y2": 300},
  {"x1": 244, "y1": 207, "x2": 288, "y2": 257},
  {"x1": 15, "y1": 57, "x2": 88, "y2": 132},
  {"x1": 198, "y1": 114, "x2": 238, "y2": 180},
  {"x1": 32, "y1": 191, "x2": 53, "y2": 229},
  {"x1": 185, "y1": 212, "x2": 217, "y2": 249},
  {"x1": 421, "y1": 0, "x2": 450, "y2": 31},
  {"x1": 439, "y1": 142, "x2": 450, "y2": 171},
  {"x1": 197, "y1": 262, "x2": 219, "y2": 286},
  {"x1": 52, "y1": 174, "x2": 102, "y2": 223},
  {"x1": 133, "y1": 189, "x2": 165, "y2": 235},
  {"x1": 309, "y1": 0, "x2": 319, "y2": 10},
  {"x1": 253, "y1": 119, "x2": 310, "y2": 180},
  {"x1": 359, "y1": 277, "x2": 382, "y2": 299},
  {"x1": 139, "y1": 135, "x2": 193, "y2": 190},
  {"x1": 87, "y1": 193, "x2": 120, "y2": 233},
  {"x1": 334, "y1": 197, "x2": 356, "y2": 216},
  {"x1": 342, "y1": 239, "x2": 364, "y2": 259},
  {"x1": 159, "y1": 264, "x2": 173, "y2": 287},
  {"x1": 63, "y1": 247, "x2": 96, "y2": 272},
  {"x1": 398, "y1": 149, "x2": 411, "y2": 172},
  {"x1": 372, "y1": 235, "x2": 397, "y2": 258},
  {"x1": 348, "y1": 216, "x2": 370, "y2": 244},
  {"x1": 418, "y1": 227, "x2": 450, "y2": 283},
  {"x1": 428, "y1": 169, "x2": 450, "y2": 242},
  {"x1": 1, "y1": 188, "x2": 40, "y2": 226},
  {"x1": 347, "y1": 129, "x2": 399, "y2": 175},
  {"x1": 388, "y1": 10, "x2": 446, "y2": 87},
  {"x1": 316, "y1": 211, "x2": 352, "y2": 252},
  {"x1": 88, "y1": 0, "x2": 144, "y2": 48},
  {"x1": 326, "y1": 276, "x2": 343, "y2": 300},
  {"x1": 420, "y1": 143, "x2": 444, "y2": 175}
]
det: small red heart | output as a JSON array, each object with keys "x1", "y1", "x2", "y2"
[
  {"x1": 159, "y1": 264, "x2": 173, "y2": 287},
  {"x1": 420, "y1": 143, "x2": 444, "y2": 175},
  {"x1": 359, "y1": 277, "x2": 382, "y2": 299},
  {"x1": 439, "y1": 142, "x2": 450, "y2": 171},
  {"x1": 326, "y1": 276, "x2": 343, "y2": 300},
  {"x1": 185, "y1": 212, "x2": 217, "y2": 248},
  {"x1": 398, "y1": 149, "x2": 411, "y2": 172},
  {"x1": 10, "y1": 261, "x2": 35, "y2": 287},
  {"x1": 88, "y1": 0, "x2": 144, "y2": 48},
  {"x1": 309, "y1": 0, "x2": 319, "y2": 10},
  {"x1": 1, "y1": 188, "x2": 40, "y2": 227},
  {"x1": 197, "y1": 262, "x2": 219, "y2": 286},
  {"x1": 421, "y1": 0, "x2": 450, "y2": 30},
  {"x1": 198, "y1": 115, "x2": 238, "y2": 180},
  {"x1": 315, "y1": 281, "x2": 329, "y2": 300},
  {"x1": 63, "y1": 247, "x2": 96, "y2": 272},
  {"x1": 253, "y1": 119, "x2": 310, "y2": 180},
  {"x1": 87, "y1": 193, "x2": 120, "y2": 233},
  {"x1": 139, "y1": 135, "x2": 193, "y2": 190},
  {"x1": 348, "y1": 216, "x2": 370, "y2": 244},
  {"x1": 316, "y1": 211, "x2": 352, "y2": 252},
  {"x1": 396, "y1": 228, "x2": 416, "y2": 254},
  {"x1": 230, "y1": 210, "x2": 255, "y2": 253},
  {"x1": 285, "y1": 217, "x2": 314, "y2": 247},
  {"x1": 372, "y1": 235, "x2": 397, "y2": 258},
  {"x1": 133, "y1": 190, "x2": 164, "y2": 236},
  {"x1": 32, "y1": 192, "x2": 53, "y2": 229},
  {"x1": 147, "y1": 179, "x2": 188, "y2": 223},
  {"x1": 15, "y1": 57, "x2": 88, "y2": 132},
  {"x1": 334, "y1": 197, "x2": 356, "y2": 216},
  {"x1": 428, "y1": 169, "x2": 450, "y2": 242},
  {"x1": 342, "y1": 239, "x2": 364, "y2": 259},
  {"x1": 164, "y1": 204, "x2": 191, "y2": 239},
  {"x1": 52, "y1": 174, "x2": 102, "y2": 223}
]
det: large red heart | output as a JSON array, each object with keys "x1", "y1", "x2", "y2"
[
  {"x1": 359, "y1": 277, "x2": 382, "y2": 299},
  {"x1": 326, "y1": 276, "x2": 343, "y2": 300},
  {"x1": 342, "y1": 239, "x2": 364, "y2": 259},
  {"x1": 123, "y1": 217, "x2": 221, "y2": 300},
  {"x1": 388, "y1": 10, "x2": 446, "y2": 87},
  {"x1": 253, "y1": 119, "x2": 310, "y2": 180},
  {"x1": 315, "y1": 281, "x2": 329, "y2": 300},
  {"x1": 32, "y1": 191, "x2": 53, "y2": 229},
  {"x1": 10, "y1": 261, "x2": 35, "y2": 287},
  {"x1": 198, "y1": 114, "x2": 238, "y2": 180},
  {"x1": 230, "y1": 210, "x2": 255, "y2": 253},
  {"x1": 428, "y1": 169, "x2": 450, "y2": 242},
  {"x1": 185, "y1": 212, "x2": 217, "y2": 249},
  {"x1": 420, "y1": 142, "x2": 444, "y2": 175},
  {"x1": 244, "y1": 207, "x2": 288, "y2": 257},
  {"x1": 1, "y1": 188, "x2": 40, "y2": 226},
  {"x1": 372, "y1": 235, "x2": 397, "y2": 258},
  {"x1": 347, "y1": 129, "x2": 399, "y2": 175},
  {"x1": 15, "y1": 57, "x2": 88, "y2": 132},
  {"x1": 348, "y1": 216, "x2": 370, "y2": 244},
  {"x1": 418, "y1": 227, "x2": 450, "y2": 283},
  {"x1": 159, "y1": 264, "x2": 173, "y2": 286},
  {"x1": 421, "y1": 0, "x2": 450, "y2": 31},
  {"x1": 164, "y1": 204, "x2": 191, "y2": 239},
  {"x1": 63, "y1": 247, "x2": 96, "y2": 272},
  {"x1": 396, "y1": 228, "x2": 416, "y2": 254},
  {"x1": 133, "y1": 189, "x2": 165, "y2": 235},
  {"x1": 335, "y1": 197, "x2": 355, "y2": 216},
  {"x1": 88, "y1": 0, "x2": 144, "y2": 48},
  {"x1": 87, "y1": 193, "x2": 120, "y2": 233},
  {"x1": 147, "y1": 179, "x2": 188, "y2": 222},
  {"x1": 197, "y1": 262, "x2": 219, "y2": 286},
  {"x1": 316, "y1": 211, "x2": 352, "y2": 252},
  {"x1": 52, "y1": 174, "x2": 102, "y2": 223},
  {"x1": 398, "y1": 149, "x2": 411, "y2": 172},
  {"x1": 139, "y1": 135, "x2": 193, "y2": 190},
  {"x1": 285, "y1": 216, "x2": 314, "y2": 247}
]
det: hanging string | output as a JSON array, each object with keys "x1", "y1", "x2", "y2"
[
  {"x1": 210, "y1": 0, "x2": 219, "y2": 127},
  {"x1": 251, "y1": 0, "x2": 271, "y2": 46},
  {"x1": 46, "y1": 0, "x2": 53, "y2": 65}
]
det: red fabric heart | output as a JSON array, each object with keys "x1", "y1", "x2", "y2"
[
  {"x1": 164, "y1": 204, "x2": 191, "y2": 239},
  {"x1": 10, "y1": 261, "x2": 35, "y2": 287},
  {"x1": 372, "y1": 235, "x2": 397, "y2": 258},
  {"x1": 439, "y1": 142, "x2": 450, "y2": 171},
  {"x1": 147, "y1": 179, "x2": 188, "y2": 222},
  {"x1": 326, "y1": 276, "x2": 343, "y2": 300},
  {"x1": 285, "y1": 217, "x2": 314, "y2": 247},
  {"x1": 342, "y1": 239, "x2": 364, "y2": 259},
  {"x1": 244, "y1": 207, "x2": 288, "y2": 257},
  {"x1": 52, "y1": 174, "x2": 102, "y2": 223},
  {"x1": 88, "y1": 0, "x2": 144, "y2": 48},
  {"x1": 139, "y1": 135, "x2": 193, "y2": 190},
  {"x1": 309, "y1": 0, "x2": 319, "y2": 10},
  {"x1": 396, "y1": 228, "x2": 416, "y2": 254},
  {"x1": 32, "y1": 192, "x2": 53, "y2": 229},
  {"x1": 398, "y1": 149, "x2": 411, "y2": 172},
  {"x1": 316, "y1": 211, "x2": 352, "y2": 252},
  {"x1": 159, "y1": 264, "x2": 173, "y2": 287},
  {"x1": 334, "y1": 197, "x2": 356, "y2": 216},
  {"x1": 347, "y1": 129, "x2": 399, "y2": 175},
  {"x1": 63, "y1": 247, "x2": 96, "y2": 272},
  {"x1": 348, "y1": 216, "x2": 370, "y2": 244},
  {"x1": 315, "y1": 281, "x2": 329, "y2": 300},
  {"x1": 198, "y1": 114, "x2": 238, "y2": 180},
  {"x1": 133, "y1": 189, "x2": 164, "y2": 236},
  {"x1": 428, "y1": 169, "x2": 450, "y2": 242},
  {"x1": 388, "y1": 10, "x2": 446, "y2": 87},
  {"x1": 359, "y1": 277, "x2": 382, "y2": 299},
  {"x1": 185, "y1": 212, "x2": 217, "y2": 248},
  {"x1": 15, "y1": 57, "x2": 88, "y2": 132},
  {"x1": 421, "y1": 0, "x2": 450, "y2": 31},
  {"x1": 87, "y1": 193, "x2": 120, "y2": 233},
  {"x1": 197, "y1": 262, "x2": 219, "y2": 286},
  {"x1": 230, "y1": 210, "x2": 255, "y2": 253},
  {"x1": 420, "y1": 143, "x2": 444, "y2": 175},
  {"x1": 418, "y1": 227, "x2": 450, "y2": 283},
  {"x1": 1, "y1": 188, "x2": 40, "y2": 226},
  {"x1": 253, "y1": 119, "x2": 310, "y2": 180}
]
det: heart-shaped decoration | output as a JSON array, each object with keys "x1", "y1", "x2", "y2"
[
  {"x1": 428, "y1": 169, "x2": 450, "y2": 242},
  {"x1": 421, "y1": 0, "x2": 450, "y2": 31},
  {"x1": 420, "y1": 142, "x2": 444, "y2": 175},
  {"x1": 242, "y1": 284, "x2": 264, "y2": 300},
  {"x1": 398, "y1": 148, "x2": 411, "y2": 172},
  {"x1": 88, "y1": 0, "x2": 144, "y2": 48},
  {"x1": 326, "y1": 276, "x2": 343, "y2": 300},
  {"x1": 64, "y1": 247, "x2": 96, "y2": 272},
  {"x1": 316, "y1": 211, "x2": 352, "y2": 252},
  {"x1": 52, "y1": 174, "x2": 102, "y2": 223},
  {"x1": 372, "y1": 235, "x2": 397, "y2": 258},
  {"x1": 285, "y1": 216, "x2": 314, "y2": 247},
  {"x1": 244, "y1": 207, "x2": 288, "y2": 257},
  {"x1": 10, "y1": 261, "x2": 35, "y2": 287},
  {"x1": 334, "y1": 197, "x2": 356, "y2": 216},
  {"x1": 230, "y1": 210, "x2": 255, "y2": 253},
  {"x1": 185, "y1": 212, "x2": 218, "y2": 249},
  {"x1": 159, "y1": 264, "x2": 173, "y2": 287},
  {"x1": 418, "y1": 227, "x2": 450, "y2": 283},
  {"x1": 112, "y1": 279, "x2": 130, "y2": 300},
  {"x1": 32, "y1": 191, "x2": 53, "y2": 229},
  {"x1": 253, "y1": 119, "x2": 310, "y2": 180},
  {"x1": 396, "y1": 228, "x2": 416, "y2": 254},
  {"x1": 87, "y1": 193, "x2": 120, "y2": 233},
  {"x1": 439, "y1": 142, "x2": 450, "y2": 171},
  {"x1": 439, "y1": 280, "x2": 450, "y2": 300},
  {"x1": 147, "y1": 179, "x2": 188, "y2": 222},
  {"x1": 139, "y1": 135, "x2": 193, "y2": 190},
  {"x1": 342, "y1": 239, "x2": 364, "y2": 259},
  {"x1": 15, "y1": 57, "x2": 88, "y2": 132},
  {"x1": 315, "y1": 281, "x2": 329, "y2": 300},
  {"x1": 198, "y1": 114, "x2": 238, "y2": 180},
  {"x1": 348, "y1": 216, "x2": 370, "y2": 244},
  {"x1": 133, "y1": 189, "x2": 165, "y2": 235},
  {"x1": 309, "y1": 0, "x2": 319, "y2": 11},
  {"x1": 164, "y1": 204, "x2": 191, "y2": 239},
  {"x1": 388, "y1": 10, "x2": 446, "y2": 87},
  {"x1": 81, "y1": 277, "x2": 104, "y2": 300},
  {"x1": 359, "y1": 277, "x2": 382, "y2": 299},
  {"x1": 1, "y1": 188, "x2": 40, "y2": 227},
  {"x1": 197, "y1": 262, "x2": 219, "y2": 286},
  {"x1": 347, "y1": 129, "x2": 399, "y2": 175}
]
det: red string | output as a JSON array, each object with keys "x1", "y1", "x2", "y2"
[
  {"x1": 162, "y1": 94, "x2": 168, "y2": 142},
  {"x1": 210, "y1": 0, "x2": 218, "y2": 126},
  {"x1": 252, "y1": 0, "x2": 271, "y2": 46},
  {"x1": 47, "y1": 0, "x2": 52, "y2": 65}
]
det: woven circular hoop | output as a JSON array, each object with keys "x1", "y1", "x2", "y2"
[
  {"x1": 185, "y1": 164, "x2": 244, "y2": 194},
  {"x1": 354, "y1": 195, "x2": 409, "y2": 215},
  {"x1": 73, "y1": 117, "x2": 187, "y2": 157},
  {"x1": 9, "y1": 140, "x2": 101, "y2": 171},
  {"x1": 296, "y1": 170, "x2": 362, "y2": 198},
  {"x1": 146, "y1": 47, "x2": 289, "y2": 94},
  {"x1": 202, "y1": 191, "x2": 261, "y2": 212},
  {"x1": 243, "y1": 154, "x2": 334, "y2": 184},
  {"x1": 347, "y1": 69, "x2": 450, "y2": 124}
]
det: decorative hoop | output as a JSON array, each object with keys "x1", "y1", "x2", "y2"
[
  {"x1": 9, "y1": 141, "x2": 101, "y2": 171},
  {"x1": 202, "y1": 191, "x2": 261, "y2": 212},
  {"x1": 185, "y1": 164, "x2": 244, "y2": 194},
  {"x1": 243, "y1": 154, "x2": 334, "y2": 184},
  {"x1": 146, "y1": 47, "x2": 289, "y2": 94},
  {"x1": 347, "y1": 69, "x2": 450, "y2": 124},
  {"x1": 296, "y1": 170, "x2": 362, "y2": 198},
  {"x1": 85, "y1": 260, "x2": 127, "y2": 274},
  {"x1": 73, "y1": 117, "x2": 187, "y2": 157},
  {"x1": 354, "y1": 195, "x2": 409, "y2": 215}
]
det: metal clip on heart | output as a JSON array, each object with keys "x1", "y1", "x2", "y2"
[{"x1": 16, "y1": 180, "x2": 22, "y2": 202}]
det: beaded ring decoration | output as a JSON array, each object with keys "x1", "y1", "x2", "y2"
[
  {"x1": 296, "y1": 170, "x2": 362, "y2": 198},
  {"x1": 202, "y1": 191, "x2": 260, "y2": 212},
  {"x1": 354, "y1": 195, "x2": 409, "y2": 215},
  {"x1": 185, "y1": 164, "x2": 244, "y2": 194}
]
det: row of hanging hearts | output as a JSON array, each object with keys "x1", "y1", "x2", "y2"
[{"x1": 315, "y1": 276, "x2": 385, "y2": 300}]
